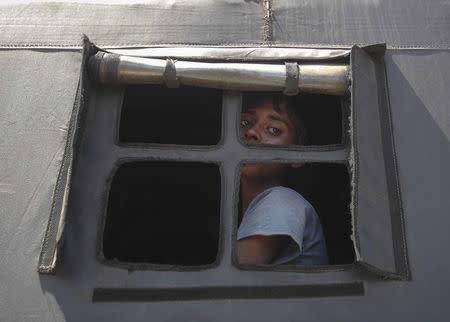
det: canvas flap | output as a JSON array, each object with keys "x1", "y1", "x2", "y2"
[{"x1": 350, "y1": 45, "x2": 409, "y2": 279}]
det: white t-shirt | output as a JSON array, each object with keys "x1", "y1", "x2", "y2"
[{"x1": 237, "y1": 186, "x2": 328, "y2": 265}]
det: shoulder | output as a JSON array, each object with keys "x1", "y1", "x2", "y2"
[
  {"x1": 265, "y1": 186, "x2": 308, "y2": 202},
  {"x1": 245, "y1": 186, "x2": 317, "y2": 227},
  {"x1": 250, "y1": 186, "x2": 313, "y2": 213}
]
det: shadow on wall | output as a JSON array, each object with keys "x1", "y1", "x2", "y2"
[{"x1": 385, "y1": 50, "x2": 450, "y2": 280}]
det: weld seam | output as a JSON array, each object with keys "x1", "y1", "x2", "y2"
[{"x1": 262, "y1": 0, "x2": 273, "y2": 43}]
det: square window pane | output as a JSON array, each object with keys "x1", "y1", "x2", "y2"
[
  {"x1": 103, "y1": 161, "x2": 221, "y2": 266},
  {"x1": 240, "y1": 92, "x2": 344, "y2": 146},
  {"x1": 120, "y1": 86, "x2": 222, "y2": 145},
  {"x1": 237, "y1": 162, "x2": 354, "y2": 266}
]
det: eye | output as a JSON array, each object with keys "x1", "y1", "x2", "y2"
[
  {"x1": 241, "y1": 119, "x2": 251, "y2": 127},
  {"x1": 268, "y1": 126, "x2": 282, "y2": 136}
]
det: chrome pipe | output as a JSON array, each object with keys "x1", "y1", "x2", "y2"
[{"x1": 89, "y1": 52, "x2": 349, "y2": 96}]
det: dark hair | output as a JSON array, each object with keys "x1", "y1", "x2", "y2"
[{"x1": 242, "y1": 92, "x2": 307, "y2": 144}]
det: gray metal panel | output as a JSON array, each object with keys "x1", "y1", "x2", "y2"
[
  {"x1": 1, "y1": 47, "x2": 450, "y2": 321},
  {"x1": 0, "y1": 2, "x2": 263, "y2": 47},
  {"x1": 385, "y1": 50, "x2": 450, "y2": 287},
  {"x1": 1, "y1": 1, "x2": 449, "y2": 49},
  {"x1": 272, "y1": 0, "x2": 450, "y2": 49},
  {"x1": 0, "y1": 50, "x2": 81, "y2": 321}
]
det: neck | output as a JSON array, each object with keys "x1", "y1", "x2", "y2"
[{"x1": 240, "y1": 177, "x2": 281, "y2": 215}]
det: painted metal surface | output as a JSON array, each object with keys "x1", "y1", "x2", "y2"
[
  {"x1": 0, "y1": 0, "x2": 449, "y2": 321},
  {"x1": 0, "y1": 0, "x2": 449, "y2": 48}
]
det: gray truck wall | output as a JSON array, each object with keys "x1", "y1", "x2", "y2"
[{"x1": 1, "y1": 1, "x2": 449, "y2": 321}]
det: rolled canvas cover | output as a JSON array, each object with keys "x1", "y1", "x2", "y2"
[{"x1": 88, "y1": 52, "x2": 350, "y2": 95}]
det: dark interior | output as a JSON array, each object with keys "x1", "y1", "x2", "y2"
[
  {"x1": 103, "y1": 161, "x2": 221, "y2": 266},
  {"x1": 295, "y1": 94, "x2": 344, "y2": 145},
  {"x1": 120, "y1": 85, "x2": 222, "y2": 145},
  {"x1": 121, "y1": 88, "x2": 342, "y2": 146},
  {"x1": 242, "y1": 92, "x2": 345, "y2": 146},
  {"x1": 239, "y1": 163, "x2": 355, "y2": 265},
  {"x1": 286, "y1": 163, "x2": 355, "y2": 264}
]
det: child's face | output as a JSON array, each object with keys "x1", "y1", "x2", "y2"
[
  {"x1": 240, "y1": 99, "x2": 297, "y2": 146},
  {"x1": 240, "y1": 99, "x2": 299, "y2": 180}
]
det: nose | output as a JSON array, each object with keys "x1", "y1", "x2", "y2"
[{"x1": 243, "y1": 125, "x2": 260, "y2": 143}]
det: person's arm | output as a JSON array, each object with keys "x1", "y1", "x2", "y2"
[{"x1": 237, "y1": 234, "x2": 288, "y2": 264}]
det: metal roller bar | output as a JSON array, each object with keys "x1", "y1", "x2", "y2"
[
  {"x1": 106, "y1": 47, "x2": 350, "y2": 61},
  {"x1": 89, "y1": 52, "x2": 350, "y2": 96}
]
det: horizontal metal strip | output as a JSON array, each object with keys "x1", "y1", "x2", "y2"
[
  {"x1": 0, "y1": 44, "x2": 448, "y2": 51},
  {"x1": 92, "y1": 282, "x2": 364, "y2": 302},
  {"x1": 116, "y1": 145, "x2": 349, "y2": 163},
  {"x1": 107, "y1": 47, "x2": 350, "y2": 61},
  {"x1": 89, "y1": 52, "x2": 350, "y2": 96}
]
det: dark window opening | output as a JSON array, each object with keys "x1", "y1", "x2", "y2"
[
  {"x1": 238, "y1": 163, "x2": 354, "y2": 265},
  {"x1": 285, "y1": 163, "x2": 354, "y2": 265},
  {"x1": 241, "y1": 92, "x2": 344, "y2": 146},
  {"x1": 120, "y1": 85, "x2": 222, "y2": 145},
  {"x1": 103, "y1": 161, "x2": 221, "y2": 266}
]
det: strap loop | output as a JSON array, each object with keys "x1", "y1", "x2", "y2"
[
  {"x1": 163, "y1": 58, "x2": 180, "y2": 88},
  {"x1": 284, "y1": 62, "x2": 299, "y2": 96}
]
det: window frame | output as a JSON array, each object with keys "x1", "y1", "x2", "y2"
[{"x1": 39, "y1": 43, "x2": 409, "y2": 286}]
